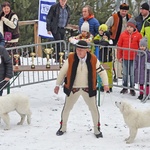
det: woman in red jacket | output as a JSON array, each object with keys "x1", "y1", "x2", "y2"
[{"x1": 117, "y1": 18, "x2": 142, "y2": 96}]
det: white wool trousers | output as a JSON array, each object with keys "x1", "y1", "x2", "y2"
[{"x1": 60, "y1": 88, "x2": 100, "y2": 134}]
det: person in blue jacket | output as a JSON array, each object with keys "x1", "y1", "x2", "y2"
[{"x1": 79, "y1": 5, "x2": 100, "y2": 37}]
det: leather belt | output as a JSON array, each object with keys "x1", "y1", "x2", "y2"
[{"x1": 72, "y1": 88, "x2": 89, "y2": 94}]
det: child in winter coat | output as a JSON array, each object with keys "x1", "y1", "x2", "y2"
[
  {"x1": 98, "y1": 31, "x2": 113, "y2": 92},
  {"x1": 93, "y1": 24, "x2": 108, "y2": 43},
  {"x1": 69, "y1": 21, "x2": 93, "y2": 45},
  {"x1": 134, "y1": 37, "x2": 150, "y2": 101},
  {"x1": 93, "y1": 24, "x2": 108, "y2": 54},
  {"x1": 117, "y1": 18, "x2": 142, "y2": 96}
]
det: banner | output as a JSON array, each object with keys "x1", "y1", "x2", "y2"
[{"x1": 38, "y1": 0, "x2": 56, "y2": 38}]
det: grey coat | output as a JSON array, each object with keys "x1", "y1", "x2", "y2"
[
  {"x1": 134, "y1": 49, "x2": 150, "y2": 84},
  {"x1": 0, "y1": 46, "x2": 13, "y2": 89}
]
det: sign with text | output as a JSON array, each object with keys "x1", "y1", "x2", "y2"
[{"x1": 38, "y1": 0, "x2": 56, "y2": 38}]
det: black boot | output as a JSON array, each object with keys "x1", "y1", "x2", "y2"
[
  {"x1": 130, "y1": 90, "x2": 136, "y2": 96},
  {"x1": 137, "y1": 94, "x2": 143, "y2": 100},
  {"x1": 120, "y1": 88, "x2": 128, "y2": 94},
  {"x1": 56, "y1": 129, "x2": 65, "y2": 136},
  {"x1": 56, "y1": 120, "x2": 65, "y2": 136},
  {"x1": 95, "y1": 131, "x2": 103, "y2": 138}
]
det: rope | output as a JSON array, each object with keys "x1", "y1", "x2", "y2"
[{"x1": 99, "y1": 91, "x2": 116, "y2": 107}]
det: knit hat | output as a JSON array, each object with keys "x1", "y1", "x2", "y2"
[
  {"x1": 120, "y1": 3, "x2": 129, "y2": 10},
  {"x1": 99, "y1": 24, "x2": 108, "y2": 31},
  {"x1": 127, "y1": 18, "x2": 137, "y2": 29},
  {"x1": 103, "y1": 31, "x2": 110, "y2": 39},
  {"x1": 140, "y1": 3, "x2": 149, "y2": 11},
  {"x1": 81, "y1": 21, "x2": 89, "y2": 32},
  {"x1": 76, "y1": 40, "x2": 90, "y2": 49},
  {"x1": 139, "y1": 37, "x2": 148, "y2": 47}
]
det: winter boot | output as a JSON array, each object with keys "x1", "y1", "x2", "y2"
[
  {"x1": 137, "y1": 94, "x2": 143, "y2": 100},
  {"x1": 56, "y1": 120, "x2": 66, "y2": 136},
  {"x1": 120, "y1": 88, "x2": 128, "y2": 94},
  {"x1": 95, "y1": 132, "x2": 103, "y2": 138},
  {"x1": 94, "y1": 122, "x2": 103, "y2": 138},
  {"x1": 56, "y1": 129, "x2": 65, "y2": 136},
  {"x1": 110, "y1": 88, "x2": 112, "y2": 92},
  {"x1": 130, "y1": 90, "x2": 136, "y2": 96}
]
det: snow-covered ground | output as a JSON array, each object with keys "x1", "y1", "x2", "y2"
[{"x1": 1, "y1": 80, "x2": 150, "y2": 150}]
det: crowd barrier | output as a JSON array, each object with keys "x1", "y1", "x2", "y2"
[{"x1": 5, "y1": 40, "x2": 149, "y2": 102}]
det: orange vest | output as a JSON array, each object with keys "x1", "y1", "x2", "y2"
[{"x1": 110, "y1": 12, "x2": 131, "y2": 44}]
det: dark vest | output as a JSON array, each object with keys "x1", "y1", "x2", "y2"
[
  {"x1": 64, "y1": 52, "x2": 97, "y2": 97},
  {"x1": 2, "y1": 11, "x2": 19, "y2": 40}
]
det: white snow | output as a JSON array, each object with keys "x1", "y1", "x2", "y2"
[{"x1": 1, "y1": 80, "x2": 150, "y2": 150}]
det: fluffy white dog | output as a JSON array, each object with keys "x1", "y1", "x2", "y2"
[
  {"x1": 0, "y1": 93, "x2": 31, "y2": 130},
  {"x1": 115, "y1": 101, "x2": 150, "y2": 144}
]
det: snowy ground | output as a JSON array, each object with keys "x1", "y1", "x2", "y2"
[{"x1": 1, "y1": 81, "x2": 150, "y2": 150}]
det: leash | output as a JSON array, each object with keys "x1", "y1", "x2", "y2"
[
  {"x1": 99, "y1": 91, "x2": 116, "y2": 107},
  {"x1": 0, "y1": 80, "x2": 10, "y2": 92}
]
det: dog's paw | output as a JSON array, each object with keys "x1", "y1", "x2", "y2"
[
  {"x1": 126, "y1": 140, "x2": 133, "y2": 144},
  {"x1": 125, "y1": 137, "x2": 129, "y2": 141},
  {"x1": 4, "y1": 127, "x2": 10, "y2": 130},
  {"x1": 17, "y1": 122, "x2": 23, "y2": 125}
]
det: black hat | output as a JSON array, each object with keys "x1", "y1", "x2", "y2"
[
  {"x1": 103, "y1": 31, "x2": 110, "y2": 39},
  {"x1": 120, "y1": 3, "x2": 129, "y2": 10},
  {"x1": 76, "y1": 40, "x2": 90, "y2": 49},
  {"x1": 140, "y1": 3, "x2": 149, "y2": 11}
]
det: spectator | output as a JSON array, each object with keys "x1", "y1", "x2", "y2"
[
  {"x1": 117, "y1": 18, "x2": 142, "y2": 96},
  {"x1": 93, "y1": 24, "x2": 108, "y2": 44},
  {"x1": 134, "y1": 37, "x2": 150, "y2": 101},
  {"x1": 93, "y1": 24, "x2": 108, "y2": 55},
  {"x1": 105, "y1": 3, "x2": 131, "y2": 82},
  {"x1": 0, "y1": 1, "x2": 20, "y2": 65},
  {"x1": 0, "y1": 46, "x2": 13, "y2": 96},
  {"x1": 79, "y1": 5, "x2": 100, "y2": 37},
  {"x1": 135, "y1": 2, "x2": 150, "y2": 32},
  {"x1": 54, "y1": 40, "x2": 109, "y2": 138},
  {"x1": 46, "y1": 0, "x2": 70, "y2": 62},
  {"x1": 99, "y1": 31, "x2": 113, "y2": 93},
  {"x1": 69, "y1": 21, "x2": 93, "y2": 45},
  {"x1": 140, "y1": 3, "x2": 150, "y2": 50}
]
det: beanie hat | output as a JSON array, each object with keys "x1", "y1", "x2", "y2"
[
  {"x1": 120, "y1": 3, "x2": 129, "y2": 10},
  {"x1": 99, "y1": 24, "x2": 108, "y2": 31},
  {"x1": 140, "y1": 3, "x2": 149, "y2": 11},
  {"x1": 139, "y1": 37, "x2": 148, "y2": 47},
  {"x1": 81, "y1": 21, "x2": 89, "y2": 32},
  {"x1": 76, "y1": 40, "x2": 90, "y2": 49},
  {"x1": 103, "y1": 31, "x2": 110, "y2": 39},
  {"x1": 127, "y1": 18, "x2": 137, "y2": 29}
]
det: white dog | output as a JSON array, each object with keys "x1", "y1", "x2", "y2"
[
  {"x1": 0, "y1": 93, "x2": 31, "y2": 130},
  {"x1": 115, "y1": 101, "x2": 150, "y2": 144}
]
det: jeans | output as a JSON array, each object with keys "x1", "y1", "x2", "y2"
[
  {"x1": 122, "y1": 60, "x2": 135, "y2": 88},
  {"x1": 52, "y1": 27, "x2": 65, "y2": 60}
]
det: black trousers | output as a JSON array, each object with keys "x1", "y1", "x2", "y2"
[{"x1": 52, "y1": 27, "x2": 65, "y2": 61}]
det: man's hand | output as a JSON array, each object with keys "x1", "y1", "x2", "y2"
[
  {"x1": 54, "y1": 86, "x2": 60, "y2": 94},
  {"x1": 103, "y1": 85, "x2": 109, "y2": 92},
  {"x1": 47, "y1": 31, "x2": 52, "y2": 35},
  {"x1": 4, "y1": 77, "x2": 10, "y2": 81},
  {"x1": 118, "y1": 58, "x2": 123, "y2": 63}
]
